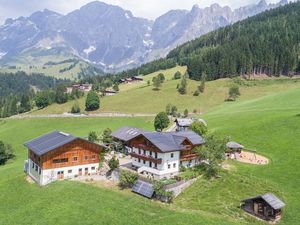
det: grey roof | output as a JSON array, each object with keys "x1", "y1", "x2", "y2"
[
  {"x1": 172, "y1": 131, "x2": 205, "y2": 146},
  {"x1": 142, "y1": 130, "x2": 204, "y2": 152},
  {"x1": 113, "y1": 127, "x2": 204, "y2": 152},
  {"x1": 111, "y1": 126, "x2": 145, "y2": 142},
  {"x1": 175, "y1": 118, "x2": 193, "y2": 127},
  {"x1": 261, "y1": 193, "x2": 285, "y2": 210},
  {"x1": 243, "y1": 193, "x2": 285, "y2": 210},
  {"x1": 143, "y1": 132, "x2": 183, "y2": 152},
  {"x1": 226, "y1": 141, "x2": 244, "y2": 149},
  {"x1": 175, "y1": 118, "x2": 207, "y2": 127},
  {"x1": 24, "y1": 131, "x2": 78, "y2": 156}
]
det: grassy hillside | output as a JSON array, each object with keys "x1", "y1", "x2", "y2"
[
  {"x1": 0, "y1": 57, "x2": 102, "y2": 80},
  {"x1": 177, "y1": 87, "x2": 300, "y2": 225},
  {"x1": 31, "y1": 66, "x2": 300, "y2": 115},
  {"x1": 0, "y1": 117, "x2": 241, "y2": 225},
  {"x1": 1, "y1": 83, "x2": 300, "y2": 224}
]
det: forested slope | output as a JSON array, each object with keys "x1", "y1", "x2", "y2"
[{"x1": 167, "y1": 1, "x2": 300, "y2": 80}]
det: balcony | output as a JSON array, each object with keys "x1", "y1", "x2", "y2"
[
  {"x1": 180, "y1": 153, "x2": 198, "y2": 161},
  {"x1": 133, "y1": 143, "x2": 158, "y2": 152},
  {"x1": 129, "y1": 152, "x2": 162, "y2": 164}
]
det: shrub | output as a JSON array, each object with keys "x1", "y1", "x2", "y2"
[
  {"x1": 190, "y1": 121, "x2": 208, "y2": 136},
  {"x1": 171, "y1": 106, "x2": 178, "y2": 117},
  {"x1": 228, "y1": 84, "x2": 241, "y2": 101},
  {"x1": 71, "y1": 101, "x2": 81, "y2": 114},
  {"x1": 158, "y1": 73, "x2": 165, "y2": 83},
  {"x1": 85, "y1": 91, "x2": 100, "y2": 111},
  {"x1": 88, "y1": 131, "x2": 98, "y2": 143},
  {"x1": 173, "y1": 71, "x2": 182, "y2": 80},
  {"x1": 183, "y1": 109, "x2": 189, "y2": 118},
  {"x1": 152, "y1": 76, "x2": 162, "y2": 90},
  {"x1": 119, "y1": 170, "x2": 138, "y2": 188},
  {"x1": 154, "y1": 112, "x2": 170, "y2": 131},
  {"x1": 0, "y1": 141, "x2": 15, "y2": 165},
  {"x1": 153, "y1": 181, "x2": 174, "y2": 203},
  {"x1": 108, "y1": 156, "x2": 119, "y2": 170},
  {"x1": 166, "y1": 103, "x2": 172, "y2": 115},
  {"x1": 193, "y1": 90, "x2": 200, "y2": 96}
]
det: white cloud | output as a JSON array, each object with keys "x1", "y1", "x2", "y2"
[{"x1": 0, "y1": 0, "x2": 286, "y2": 24}]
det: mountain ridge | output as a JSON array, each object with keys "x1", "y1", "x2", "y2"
[{"x1": 0, "y1": 0, "x2": 289, "y2": 73}]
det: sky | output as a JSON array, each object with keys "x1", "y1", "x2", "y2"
[{"x1": 0, "y1": 0, "x2": 284, "y2": 24}]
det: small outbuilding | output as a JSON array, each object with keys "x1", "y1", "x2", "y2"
[
  {"x1": 241, "y1": 193, "x2": 285, "y2": 221},
  {"x1": 226, "y1": 141, "x2": 244, "y2": 153}
]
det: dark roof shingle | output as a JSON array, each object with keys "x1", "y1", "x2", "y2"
[
  {"x1": 24, "y1": 131, "x2": 77, "y2": 156},
  {"x1": 111, "y1": 127, "x2": 145, "y2": 142}
]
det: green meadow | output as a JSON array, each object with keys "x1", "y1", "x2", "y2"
[
  {"x1": 30, "y1": 66, "x2": 300, "y2": 115},
  {"x1": 1, "y1": 78, "x2": 300, "y2": 224}
]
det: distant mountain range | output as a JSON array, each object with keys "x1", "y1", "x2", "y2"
[{"x1": 0, "y1": 0, "x2": 288, "y2": 73}]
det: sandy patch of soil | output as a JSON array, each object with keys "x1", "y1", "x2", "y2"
[{"x1": 237, "y1": 151, "x2": 269, "y2": 165}]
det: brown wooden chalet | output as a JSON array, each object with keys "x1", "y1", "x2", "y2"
[
  {"x1": 112, "y1": 127, "x2": 204, "y2": 179},
  {"x1": 24, "y1": 131, "x2": 104, "y2": 185},
  {"x1": 241, "y1": 193, "x2": 285, "y2": 221}
]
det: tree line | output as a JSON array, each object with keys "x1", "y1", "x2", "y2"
[
  {"x1": 167, "y1": 2, "x2": 300, "y2": 81},
  {"x1": 0, "y1": 72, "x2": 70, "y2": 118},
  {"x1": 97, "y1": 2, "x2": 300, "y2": 83}
]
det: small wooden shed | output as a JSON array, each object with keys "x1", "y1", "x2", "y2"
[
  {"x1": 241, "y1": 193, "x2": 285, "y2": 221},
  {"x1": 226, "y1": 141, "x2": 244, "y2": 153}
]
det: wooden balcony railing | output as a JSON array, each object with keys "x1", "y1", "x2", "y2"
[
  {"x1": 129, "y1": 152, "x2": 162, "y2": 164},
  {"x1": 180, "y1": 153, "x2": 198, "y2": 161}
]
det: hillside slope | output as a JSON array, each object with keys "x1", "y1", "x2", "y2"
[
  {"x1": 167, "y1": 1, "x2": 300, "y2": 80},
  {"x1": 1, "y1": 79, "x2": 300, "y2": 224},
  {"x1": 29, "y1": 66, "x2": 300, "y2": 115}
]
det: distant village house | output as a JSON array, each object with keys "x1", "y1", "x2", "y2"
[
  {"x1": 66, "y1": 84, "x2": 93, "y2": 93},
  {"x1": 119, "y1": 76, "x2": 143, "y2": 84},
  {"x1": 175, "y1": 118, "x2": 207, "y2": 132}
]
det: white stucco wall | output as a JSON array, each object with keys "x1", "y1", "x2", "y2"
[
  {"x1": 131, "y1": 147, "x2": 180, "y2": 179},
  {"x1": 27, "y1": 159, "x2": 99, "y2": 186}
]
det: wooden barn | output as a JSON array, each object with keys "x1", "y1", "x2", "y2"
[
  {"x1": 24, "y1": 131, "x2": 104, "y2": 185},
  {"x1": 241, "y1": 193, "x2": 285, "y2": 221}
]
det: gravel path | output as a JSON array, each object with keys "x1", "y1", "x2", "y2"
[{"x1": 9, "y1": 112, "x2": 156, "y2": 119}]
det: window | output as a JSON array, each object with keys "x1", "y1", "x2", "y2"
[
  {"x1": 138, "y1": 149, "x2": 141, "y2": 154},
  {"x1": 52, "y1": 158, "x2": 68, "y2": 164},
  {"x1": 73, "y1": 157, "x2": 78, "y2": 162},
  {"x1": 84, "y1": 156, "x2": 88, "y2": 160},
  {"x1": 171, "y1": 153, "x2": 174, "y2": 158},
  {"x1": 173, "y1": 163, "x2": 176, "y2": 168},
  {"x1": 92, "y1": 155, "x2": 96, "y2": 159},
  {"x1": 91, "y1": 167, "x2": 95, "y2": 170},
  {"x1": 39, "y1": 168, "x2": 41, "y2": 175},
  {"x1": 68, "y1": 170, "x2": 72, "y2": 174},
  {"x1": 85, "y1": 168, "x2": 88, "y2": 171},
  {"x1": 155, "y1": 152, "x2": 158, "y2": 158},
  {"x1": 168, "y1": 164, "x2": 171, "y2": 169},
  {"x1": 143, "y1": 160, "x2": 145, "y2": 164},
  {"x1": 149, "y1": 162, "x2": 152, "y2": 168},
  {"x1": 143, "y1": 150, "x2": 146, "y2": 155},
  {"x1": 138, "y1": 158, "x2": 141, "y2": 163},
  {"x1": 32, "y1": 162, "x2": 35, "y2": 168},
  {"x1": 35, "y1": 164, "x2": 38, "y2": 172},
  {"x1": 154, "y1": 163, "x2": 157, "y2": 168},
  {"x1": 150, "y1": 151, "x2": 152, "y2": 156}
]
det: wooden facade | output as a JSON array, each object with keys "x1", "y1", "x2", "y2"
[
  {"x1": 241, "y1": 195, "x2": 285, "y2": 221},
  {"x1": 128, "y1": 135, "x2": 201, "y2": 162},
  {"x1": 29, "y1": 139, "x2": 102, "y2": 170}
]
